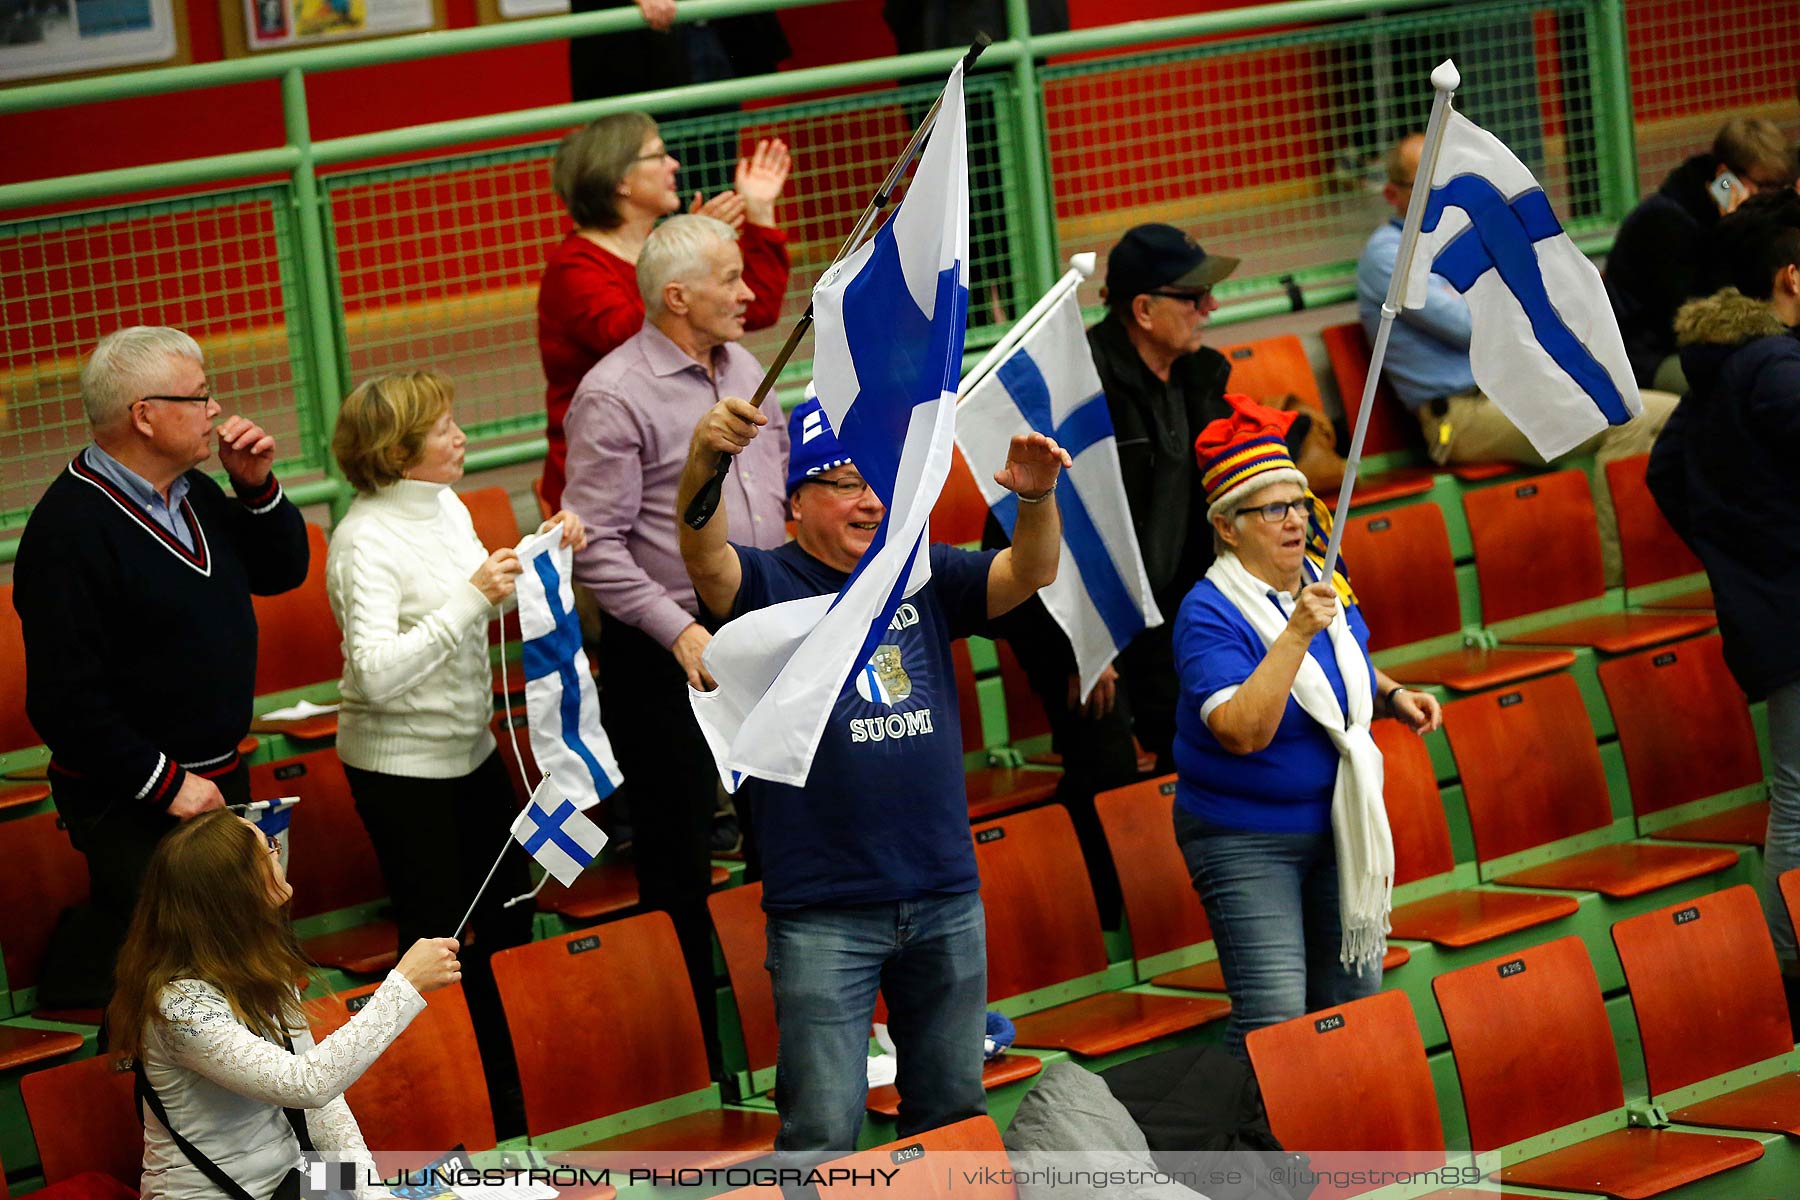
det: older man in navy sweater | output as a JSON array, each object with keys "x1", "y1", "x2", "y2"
[{"x1": 13, "y1": 326, "x2": 309, "y2": 1005}]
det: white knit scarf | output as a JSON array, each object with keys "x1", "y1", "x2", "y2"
[{"x1": 1203, "y1": 550, "x2": 1393, "y2": 971}]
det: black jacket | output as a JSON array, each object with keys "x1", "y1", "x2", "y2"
[
  {"x1": 1605, "y1": 153, "x2": 1727, "y2": 386},
  {"x1": 883, "y1": 0, "x2": 1068, "y2": 53},
  {"x1": 1647, "y1": 289, "x2": 1800, "y2": 699}
]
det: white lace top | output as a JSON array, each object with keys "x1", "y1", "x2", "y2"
[{"x1": 139, "y1": 970, "x2": 425, "y2": 1200}]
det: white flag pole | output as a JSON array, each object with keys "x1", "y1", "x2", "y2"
[
  {"x1": 956, "y1": 252, "x2": 1097, "y2": 401},
  {"x1": 1320, "y1": 59, "x2": 1461, "y2": 583},
  {"x1": 450, "y1": 768, "x2": 552, "y2": 937}
]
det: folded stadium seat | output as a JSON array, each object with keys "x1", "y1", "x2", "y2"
[
  {"x1": 497, "y1": 710, "x2": 729, "y2": 924},
  {"x1": 1374, "y1": 719, "x2": 1578, "y2": 947},
  {"x1": 0, "y1": 810, "x2": 97, "y2": 1027},
  {"x1": 707, "y1": 880, "x2": 1040, "y2": 1116},
  {"x1": 813, "y1": 1116, "x2": 1014, "y2": 1199},
  {"x1": 0, "y1": 1149, "x2": 136, "y2": 1200},
  {"x1": 1443, "y1": 674, "x2": 1739, "y2": 898},
  {"x1": 1599, "y1": 637, "x2": 1768, "y2": 846},
  {"x1": 0, "y1": 586, "x2": 51, "y2": 812},
  {"x1": 1604, "y1": 454, "x2": 1713, "y2": 611},
  {"x1": 1247, "y1": 990, "x2": 1529, "y2": 1200},
  {"x1": 533, "y1": 477, "x2": 555, "y2": 523},
  {"x1": 1341, "y1": 502, "x2": 1573, "y2": 691},
  {"x1": 1612, "y1": 885, "x2": 1800, "y2": 1138},
  {"x1": 974, "y1": 804, "x2": 1227, "y2": 1057},
  {"x1": 1318, "y1": 321, "x2": 1513, "y2": 484},
  {"x1": 305, "y1": 982, "x2": 512, "y2": 1170},
  {"x1": 251, "y1": 749, "x2": 397, "y2": 975},
  {"x1": 1433, "y1": 935, "x2": 1764, "y2": 1196},
  {"x1": 1463, "y1": 471, "x2": 1716, "y2": 653},
  {"x1": 1096, "y1": 775, "x2": 1407, "y2": 989},
  {"x1": 952, "y1": 641, "x2": 1060, "y2": 822},
  {"x1": 461, "y1": 485, "x2": 531, "y2": 698},
  {"x1": 1787, "y1": 869, "x2": 1800, "y2": 944},
  {"x1": 248, "y1": 523, "x2": 342, "y2": 741},
  {"x1": 20, "y1": 1053, "x2": 141, "y2": 1187},
  {"x1": 931, "y1": 449, "x2": 989, "y2": 546},
  {"x1": 491, "y1": 911, "x2": 781, "y2": 1162}
]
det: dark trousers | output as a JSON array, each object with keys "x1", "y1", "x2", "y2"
[
  {"x1": 1116, "y1": 622, "x2": 1179, "y2": 773},
  {"x1": 598, "y1": 613, "x2": 726, "y2": 1070},
  {"x1": 343, "y1": 752, "x2": 533, "y2": 1121},
  {"x1": 42, "y1": 764, "x2": 250, "y2": 1011}
]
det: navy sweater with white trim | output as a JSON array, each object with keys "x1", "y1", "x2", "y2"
[{"x1": 13, "y1": 452, "x2": 309, "y2": 833}]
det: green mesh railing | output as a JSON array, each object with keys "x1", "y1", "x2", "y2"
[{"x1": 1, "y1": 0, "x2": 1795, "y2": 550}]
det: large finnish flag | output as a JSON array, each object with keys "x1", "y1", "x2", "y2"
[
  {"x1": 514, "y1": 528, "x2": 622, "y2": 810},
  {"x1": 1402, "y1": 105, "x2": 1642, "y2": 460},
  {"x1": 691, "y1": 62, "x2": 969, "y2": 790},
  {"x1": 956, "y1": 286, "x2": 1161, "y2": 701}
]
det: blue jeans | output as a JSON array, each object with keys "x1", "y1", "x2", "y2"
[
  {"x1": 1174, "y1": 809, "x2": 1382, "y2": 1060},
  {"x1": 1763, "y1": 679, "x2": 1800, "y2": 970},
  {"x1": 764, "y1": 891, "x2": 988, "y2": 1151}
]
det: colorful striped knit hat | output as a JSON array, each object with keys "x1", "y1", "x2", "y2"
[{"x1": 1195, "y1": 392, "x2": 1309, "y2": 522}]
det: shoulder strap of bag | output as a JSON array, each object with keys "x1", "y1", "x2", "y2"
[
  {"x1": 278, "y1": 1032, "x2": 315, "y2": 1152},
  {"x1": 135, "y1": 1058, "x2": 260, "y2": 1200}
]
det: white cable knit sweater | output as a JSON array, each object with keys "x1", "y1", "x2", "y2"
[{"x1": 326, "y1": 480, "x2": 501, "y2": 778}]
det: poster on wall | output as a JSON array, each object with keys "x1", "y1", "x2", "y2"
[
  {"x1": 237, "y1": 0, "x2": 433, "y2": 50},
  {"x1": 0, "y1": 0, "x2": 181, "y2": 82}
]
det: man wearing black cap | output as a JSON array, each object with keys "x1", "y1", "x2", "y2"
[{"x1": 989, "y1": 223, "x2": 1321, "y2": 922}]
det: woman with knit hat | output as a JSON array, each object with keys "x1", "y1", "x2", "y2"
[{"x1": 1172, "y1": 394, "x2": 1441, "y2": 1059}]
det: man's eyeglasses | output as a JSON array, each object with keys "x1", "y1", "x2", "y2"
[
  {"x1": 1145, "y1": 288, "x2": 1211, "y2": 308},
  {"x1": 805, "y1": 475, "x2": 872, "y2": 498},
  {"x1": 139, "y1": 392, "x2": 214, "y2": 405},
  {"x1": 1237, "y1": 498, "x2": 1312, "y2": 524}
]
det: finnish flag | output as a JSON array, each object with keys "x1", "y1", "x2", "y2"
[
  {"x1": 956, "y1": 286, "x2": 1162, "y2": 700},
  {"x1": 237, "y1": 796, "x2": 298, "y2": 874},
  {"x1": 691, "y1": 61, "x2": 969, "y2": 790},
  {"x1": 513, "y1": 529, "x2": 622, "y2": 811},
  {"x1": 509, "y1": 775, "x2": 608, "y2": 888},
  {"x1": 1402, "y1": 104, "x2": 1642, "y2": 460}
]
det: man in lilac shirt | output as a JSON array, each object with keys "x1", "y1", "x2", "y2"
[{"x1": 563, "y1": 214, "x2": 788, "y2": 1067}]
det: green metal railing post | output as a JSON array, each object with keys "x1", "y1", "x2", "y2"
[
  {"x1": 281, "y1": 68, "x2": 351, "y2": 518},
  {"x1": 1590, "y1": 0, "x2": 1642, "y2": 217},
  {"x1": 1005, "y1": 0, "x2": 1059, "y2": 300}
]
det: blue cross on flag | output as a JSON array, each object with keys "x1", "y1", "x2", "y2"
[
  {"x1": 956, "y1": 284, "x2": 1162, "y2": 700},
  {"x1": 237, "y1": 796, "x2": 299, "y2": 872},
  {"x1": 509, "y1": 774, "x2": 608, "y2": 888},
  {"x1": 513, "y1": 529, "x2": 623, "y2": 811},
  {"x1": 691, "y1": 60, "x2": 968, "y2": 790},
  {"x1": 1402, "y1": 104, "x2": 1642, "y2": 460}
]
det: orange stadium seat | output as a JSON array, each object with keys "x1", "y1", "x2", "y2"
[
  {"x1": 1443, "y1": 674, "x2": 1738, "y2": 897},
  {"x1": 1433, "y1": 935, "x2": 1763, "y2": 1196},
  {"x1": 952, "y1": 641, "x2": 1059, "y2": 821},
  {"x1": 1786, "y1": 868, "x2": 1800, "y2": 945},
  {"x1": 533, "y1": 477, "x2": 555, "y2": 523},
  {"x1": 1463, "y1": 472, "x2": 1715, "y2": 652},
  {"x1": 931, "y1": 450, "x2": 990, "y2": 546},
  {"x1": 974, "y1": 804, "x2": 1227, "y2": 1056},
  {"x1": 1612, "y1": 884, "x2": 1800, "y2": 1137},
  {"x1": 462, "y1": 484, "x2": 521, "y2": 552},
  {"x1": 814, "y1": 1116, "x2": 1015, "y2": 1199},
  {"x1": 1604, "y1": 453, "x2": 1712, "y2": 610},
  {"x1": 250, "y1": 749, "x2": 397, "y2": 975},
  {"x1": 1339, "y1": 503, "x2": 1573, "y2": 690},
  {"x1": 20, "y1": 1053, "x2": 141, "y2": 1186},
  {"x1": 1375, "y1": 719, "x2": 1577, "y2": 947},
  {"x1": 0, "y1": 584, "x2": 51, "y2": 811},
  {"x1": 249, "y1": 522, "x2": 341, "y2": 740},
  {"x1": 491, "y1": 911, "x2": 780, "y2": 1162},
  {"x1": 1220, "y1": 335, "x2": 1322, "y2": 412},
  {"x1": 0, "y1": 810, "x2": 91, "y2": 1025},
  {"x1": 306, "y1": 980, "x2": 499, "y2": 1164},
  {"x1": 709, "y1": 880, "x2": 1039, "y2": 1117},
  {"x1": 1599, "y1": 638, "x2": 1767, "y2": 846},
  {"x1": 1248, "y1": 990, "x2": 1494, "y2": 1200}
]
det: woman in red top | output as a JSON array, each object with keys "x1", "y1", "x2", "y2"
[{"x1": 538, "y1": 111, "x2": 792, "y2": 509}]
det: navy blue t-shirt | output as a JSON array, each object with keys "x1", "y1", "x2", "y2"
[
  {"x1": 1171, "y1": 577, "x2": 1376, "y2": 834},
  {"x1": 728, "y1": 540, "x2": 998, "y2": 909}
]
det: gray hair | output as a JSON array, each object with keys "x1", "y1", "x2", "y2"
[
  {"x1": 81, "y1": 326, "x2": 204, "y2": 429},
  {"x1": 638, "y1": 214, "x2": 739, "y2": 317}
]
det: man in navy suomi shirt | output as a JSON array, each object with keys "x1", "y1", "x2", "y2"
[{"x1": 676, "y1": 393, "x2": 1069, "y2": 1151}]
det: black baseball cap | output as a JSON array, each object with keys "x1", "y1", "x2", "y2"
[{"x1": 1104, "y1": 223, "x2": 1240, "y2": 303}]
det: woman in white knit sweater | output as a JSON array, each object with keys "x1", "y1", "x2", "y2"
[{"x1": 325, "y1": 370, "x2": 583, "y2": 1132}]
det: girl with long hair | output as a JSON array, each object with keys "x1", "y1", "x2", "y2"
[{"x1": 109, "y1": 809, "x2": 460, "y2": 1199}]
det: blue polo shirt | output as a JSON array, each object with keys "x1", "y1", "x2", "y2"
[
  {"x1": 1171, "y1": 577, "x2": 1376, "y2": 834},
  {"x1": 727, "y1": 540, "x2": 997, "y2": 910}
]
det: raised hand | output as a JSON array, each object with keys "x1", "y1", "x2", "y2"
[
  {"x1": 690, "y1": 189, "x2": 747, "y2": 230},
  {"x1": 735, "y1": 138, "x2": 791, "y2": 227},
  {"x1": 992, "y1": 431, "x2": 1072, "y2": 502},
  {"x1": 215, "y1": 415, "x2": 276, "y2": 487}
]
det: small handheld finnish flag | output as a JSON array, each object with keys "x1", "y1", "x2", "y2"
[
  {"x1": 237, "y1": 797, "x2": 299, "y2": 872},
  {"x1": 1402, "y1": 98, "x2": 1642, "y2": 460},
  {"x1": 509, "y1": 775, "x2": 608, "y2": 888}
]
